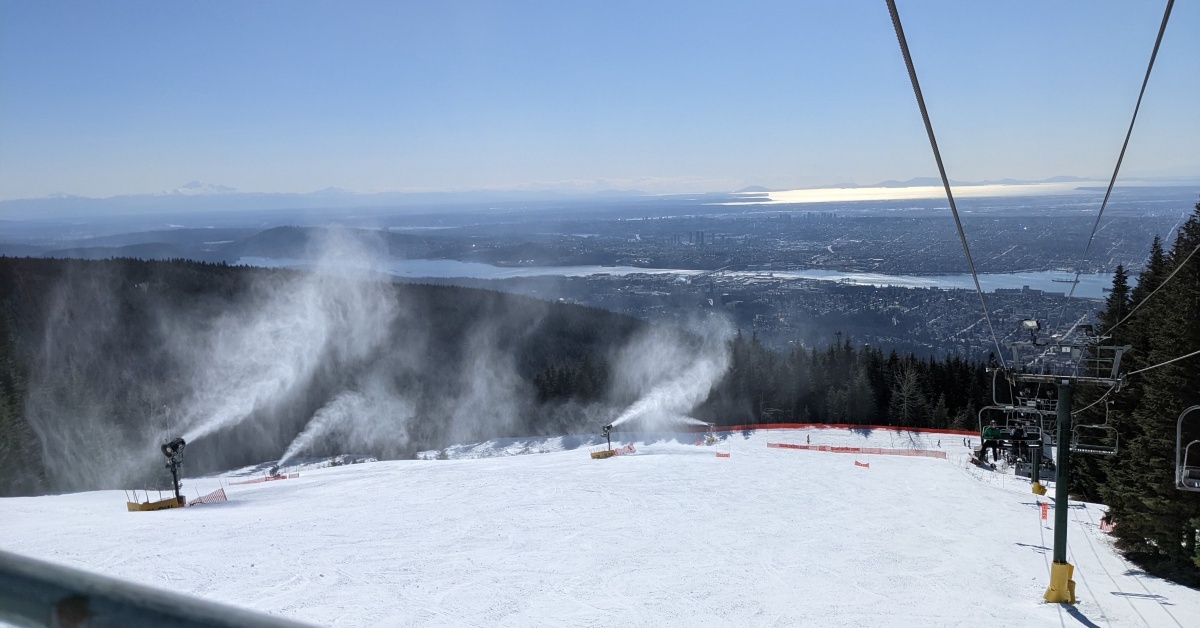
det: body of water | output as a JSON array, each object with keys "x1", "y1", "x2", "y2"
[
  {"x1": 759, "y1": 268, "x2": 1115, "y2": 299},
  {"x1": 235, "y1": 257, "x2": 1116, "y2": 299}
]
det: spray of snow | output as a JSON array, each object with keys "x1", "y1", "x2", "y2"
[
  {"x1": 609, "y1": 316, "x2": 731, "y2": 430},
  {"x1": 23, "y1": 265, "x2": 177, "y2": 490},
  {"x1": 278, "y1": 374, "x2": 414, "y2": 468},
  {"x1": 179, "y1": 229, "x2": 398, "y2": 443},
  {"x1": 440, "y1": 322, "x2": 533, "y2": 446}
]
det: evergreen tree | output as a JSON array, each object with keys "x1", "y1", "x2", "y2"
[
  {"x1": 1104, "y1": 265, "x2": 1130, "y2": 325},
  {"x1": 847, "y1": 366, "x2": 878, "y2": 424},
  {"x1": 1100, "y1": 201, "x2": 1200, "y2": 585},
  {"x1": 931, "y1": 394, "x2": 949, "y2": 429},
  {"x1": 1070, "y1": 264, "x2": 1133, "y2": 501}
]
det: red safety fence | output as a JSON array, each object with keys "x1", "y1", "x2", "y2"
[
  {"x1": 715, "y1": 452, "x2": 731, "y2": 458},
  {"x1": 612, "y1": 444, "x2": 636, "y2": 456},
  {"x1": 699, "y1": 422, "x2": 977, "y2": 436},
  {"x1": 190, "y1": 487, "x2": 228, "y2": 506},
  {"x1": 766, "y1": 442, "x2": 948, "y2": 459},
  {"x1": 854, "y1": 461, "x2": 870, "y2": 468}
]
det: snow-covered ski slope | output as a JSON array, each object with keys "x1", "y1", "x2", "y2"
[{"x1": 2, "y1": 427, "x2": 1197, "y2": 627}]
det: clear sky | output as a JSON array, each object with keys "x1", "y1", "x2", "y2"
[{"x1": 0, "y1": 0, "x2": 1196, "y2": 200}]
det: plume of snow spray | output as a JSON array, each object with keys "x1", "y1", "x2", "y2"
[
  {"x1": 439, "y1": 324, "x2": 530, "y2": 446},
  {"x1": 609, "y1": 316, "x2": 732, "y2": 430},
  {"x1": 23, "y1": 265, "x2": 174, "y2": 490},
  {"x1": 278, "y1": 374, "x2": 414, "y2": 467},
  {"x1": 178, "y1": 229, "x2": 398, "y2": 443}
]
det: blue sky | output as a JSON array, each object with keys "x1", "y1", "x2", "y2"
[{"x1": 0, "y1": 0, "x2": 1196, "y2": 200}]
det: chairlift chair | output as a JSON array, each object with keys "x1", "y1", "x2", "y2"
[
  {"x1": 1007, "y1": 401, "x2": 1055, "y2": 446},
  {"x1": 1034, "y1": 413, "x2": 1057, "y2": 446},
  {"x1": 1069, "y1": 423, "x2": 1118, "y2": 456},
  {"x1": 1179, "y1": 441, "x2": 1200, "y2": 491},
  {"x1": 1175, "y1": 405, "x2": 1200, "y2": 492},
  {"x1": 1069, "y1": 396, "x2": 1119, "y2": 456}
]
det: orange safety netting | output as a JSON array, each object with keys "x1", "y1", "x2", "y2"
[{"x1": 766, "y1": 442, "x2": 947, "y2": 460}]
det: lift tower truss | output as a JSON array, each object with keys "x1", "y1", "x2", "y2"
[{"x1": 1003, "y1": 321, "x2": 1128, "y2": 605}]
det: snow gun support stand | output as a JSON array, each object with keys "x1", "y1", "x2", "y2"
[
  {"x1": 127, "y1": 437, "x2": 188, "y2": 512},
  {"x1": 591, "y1": 424, "x2": 617, "y2": 459}
]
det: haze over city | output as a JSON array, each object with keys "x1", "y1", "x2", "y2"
[
  {"x1": 2, "y1": 2, "x2": 1200, "y2": 626},
  {"x1": 2, "y1": 0, "x2": 1197, "y2": 202}
]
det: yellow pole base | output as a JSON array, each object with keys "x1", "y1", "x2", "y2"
[
  {"x1": 1043, "y1": 562, "x2": 1076, "y2": 604},
  {"x1": 1031, "y1": 482, "x2": 1047, "y2": 496}
]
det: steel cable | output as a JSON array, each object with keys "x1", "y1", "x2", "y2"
[
  {"x1": 885, "y1": 0, "x2": 1007, "y2": 367},
  {"x1": 1060, "y1": 0, "x2": 1175, "y2": 309},
  {"x1": 1103, "y1": 241, "x2": 1199, "y2": 338}
]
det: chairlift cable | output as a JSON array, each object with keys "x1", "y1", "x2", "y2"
[
  {"x1": 1057, "y1": 0, "x2": 1175, "y2": 320},
  {"x1": 885, "y1": 0, "x2": 1007, "y2": 368},
  {"x1": 1071, "y1": 384, "x2": 1118, "y2": 417},
  {"x1": 1125, "y1": 347, "x2": 1200, "y2": 377},
  {"x1": 1073, "y1": 346, "x2": 1198, "y2": 413},
  {"x1": 1103, "y1": 241, "x2": 1200, "y2": 338}
]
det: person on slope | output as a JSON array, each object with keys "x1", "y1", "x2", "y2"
[{"x1": 981, "y1": 420, "x2": 1004, "y2": 462}]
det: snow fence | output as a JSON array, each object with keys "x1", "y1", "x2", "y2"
[{"x1": 766, "y1": 442, "x2": 947, "y2": 459}]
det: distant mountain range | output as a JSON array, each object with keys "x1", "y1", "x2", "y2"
[
  {"x1": 7, "y1": 176, "x2": 1194, "y2": 222},
  {"x1": 0, "y1": 226, "x2": 433, "y2": 264},
  {"x1": 866, "y1": 175, "x2": 1092, "y2": 188},
  {"x1": 0, "y1": 185, "x2": 654, "y2": 221},
  {"x1": 734, "y1": 176, "x2": 1094, "y2": 194},
  {"x1": 1, "y1": 177, "x2": 1090, "y2": 221}
]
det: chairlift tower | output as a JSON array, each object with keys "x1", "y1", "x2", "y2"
[{"x1": 1001, "y1": 319, "x2": 1129, "y2": 605}]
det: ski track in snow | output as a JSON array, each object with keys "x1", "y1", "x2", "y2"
[{"x1": 2, "y1": 428, "x2": 1198, "y2": 627}]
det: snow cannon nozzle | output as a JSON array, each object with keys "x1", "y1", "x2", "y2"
[
  {"x1": 161, "y1": 437, "x2": 186, "y2": 460},
  {"x1": 602, "y1": 424, "x2": 613, "y2": 436}
]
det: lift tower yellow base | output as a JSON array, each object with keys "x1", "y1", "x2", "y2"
[{"x1": 1004, "y1": 334, "x2": 1127, "y2": 605}]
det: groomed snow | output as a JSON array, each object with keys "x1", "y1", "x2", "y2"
[{"x1": 2, "y1": 428, "x2": 1197, "y2": 627}]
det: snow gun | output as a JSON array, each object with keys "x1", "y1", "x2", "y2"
[
  {"x1": 127, "y1": 437, "x2": 188, "y2": 511},
  {"x1": 591, "y1": 424, "x2": 617, "y2": 459},
  {"x1": 161, "y1": 437, "x2": 186, "y2": 505}
]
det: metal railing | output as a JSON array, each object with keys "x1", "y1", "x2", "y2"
[
  {"x1": 1006, "y1": 342, "x2": 1130, "y2": 387},
  {"x1": 0, "y1": 549, "x2": 311, "y2": 628}
]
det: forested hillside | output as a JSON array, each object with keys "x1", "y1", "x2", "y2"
[
  {"x1": 1071, "y1": 200, "x2": 1200, "y2": 586},
  {"x1": 0, "y1": 257, "x2": 647, "y2": 494},
  {"x1": 0, "y1": 255, "x2": 994, "y2": 498}
]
